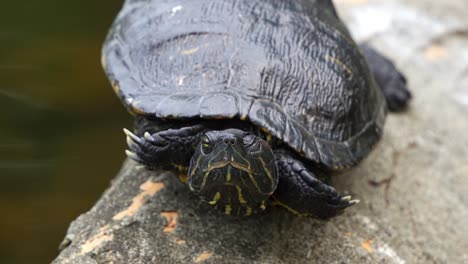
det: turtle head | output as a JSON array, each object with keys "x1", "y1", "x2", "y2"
[{"x1": 188, "y1": 129, "x2": 278, "y2": 216}]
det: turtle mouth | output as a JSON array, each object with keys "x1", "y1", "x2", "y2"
[
  {"x1": 191, "y1": 164, "x2": 273, "y2": 198},
  {"x1": 189, "y1": 152, "x2": 275, "y2": 196},
  {"x1": 202, "y1": 158, "x2": 255, "y2": 175}
]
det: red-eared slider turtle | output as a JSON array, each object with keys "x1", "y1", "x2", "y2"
[{"x1": 103, "y1": 0, "x2": 411, "y2": 218}]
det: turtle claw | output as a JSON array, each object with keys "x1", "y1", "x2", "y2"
[
  {"x1": 341, "y1": 195, "x2": 352, "y2": 201},
  {"x1": 126, "y1": 136, "x2": 136, "y2": 150},
  {"x1": 123, "y1": 128, "x2": 141, "y2": 143},
  {"x1": 135, "y1": 165, "x2": 146, "y2": 171},
  {"x1": 145, "y1": 132, "x2": 169, "y2": 146},
  {"x1": 144, "y1": 132, "x2": 155, "y2": 141},
  {"x1": 340, "y1": 195, "x2": 359, "y2": 206},
  {"x1": 125, "y1": 149, "x2": 143, "y2": 163},
  {"x1": 122, "y1": 125, "x2": 204, "y2": 169},
  {"x1": 123, "y1": 128, "x2": 145, "y2": 163},
  {"x1": 123, "y1": 128, "x2": 170, "y2": 167}
]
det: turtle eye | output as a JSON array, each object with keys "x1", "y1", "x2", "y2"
[
  {"x1": 243, "y1": 134, "x2": 255, "y2": 146},
  {"x1": 243, "y1": 134, "x2": 261, "y2": 154},
  {"x1": 201, "y1": 136, "x2": 213, "y2": 155}
]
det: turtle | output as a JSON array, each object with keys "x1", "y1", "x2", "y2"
[{"x1": 102, "y1": 0, "x2": 411, "y2": 219}]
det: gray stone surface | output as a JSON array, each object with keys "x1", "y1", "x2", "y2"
[{"x1": 53, "y1": 0, "x2": 468, "y2": 263}]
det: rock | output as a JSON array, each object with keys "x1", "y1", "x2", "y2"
[{"x1": 53, "y1": 0, "x2": 468, "y2": 263}]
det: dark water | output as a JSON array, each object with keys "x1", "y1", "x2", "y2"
[{"x1": 0, "y1": 1, "x2": 130, "y2": 263}]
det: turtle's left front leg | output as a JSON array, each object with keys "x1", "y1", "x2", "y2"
[
  {"x1": 124, "y1": 124, "x2": 208, "y2": 170},
  {"x1": 273, "y1": 151, "x2": 357, "y2": 219}
]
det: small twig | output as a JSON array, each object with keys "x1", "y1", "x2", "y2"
[{"x1": 368, "y1": 173, "x2": 396, "y2": 207}]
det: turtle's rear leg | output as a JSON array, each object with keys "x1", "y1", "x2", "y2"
[
  {"x1": 273, "y1": 150, "x2": 357, "y2": 219},
  {"x1": 359, "y1": 43, "x2": 412, "y2": 111}
]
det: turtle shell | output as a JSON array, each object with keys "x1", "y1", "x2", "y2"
[{"x1": 103, "y1": 0, "x2": 386, "y2": 169}]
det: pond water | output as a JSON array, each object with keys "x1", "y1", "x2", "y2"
[{"x1": 0, "y1": 1, "x2": 129, "y2": 263}]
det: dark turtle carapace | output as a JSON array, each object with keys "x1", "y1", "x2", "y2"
[{"x1": 102, "y1": 0, "x2": 411, "y2": 218}]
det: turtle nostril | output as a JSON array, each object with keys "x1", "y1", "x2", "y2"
[{"x1": 223, "y1": 138, "x2": 236, "y2": 145}]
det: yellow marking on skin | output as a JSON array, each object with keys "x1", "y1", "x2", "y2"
[
  {"x1": 245, "y1": 206, "x2": 252, "y2": 216},
  {"x1": 232, "y1": 148, "x2": 252, "y2": 170},
  {"x1": 190, "y1": 156, "x2": 202, "y2": 177},
  {"x1": 230, "y1": 161, "x2": 252, "y2": 173},
  {"x1": 207, "y1": 161, "x2": 231, "y2": 171},
  {"x1": 326, "y1": 55, "x2": 353, "y2": 77},
  {"x1": 203, "y1": 148, "x2": 228, "y2": 173},
  {"x1": 225, "y1": 204, "x2": 232, "y2": 215},
  {"x1": 172, "y1": 163, "x2": 189, "y2": 173},
  {"x1": 238, "y1": 172, "x2": 251, "y2": 191},
  {"x1": 209, "y1": 192, "x2": 221, "y2": 205},
  {"x1": 181, "y1": 47, "x2": 199, "y2": 55},
  {"x1": 260, "y1": 200, "x2": 267, "y2": 210},
  {"x1": 201, "y1": 170, "x2": 210, "y2": 189},
  {"x1": 200, "y1": 151, "x2": 226, "y2": 189},
  {"x1": 206, "y1": 159, "x2": 255, "y2": 175},
  {"x1": 248, "y1": 173, "x2": 264, "y2": 194},
  {"x1": 236, "y1": 185, "x2": 247, "y2": 204},
  {"x1": 179, "y1": 174, "x2": 188, "y2": 184},
  {"x1": 259, "y1": 157, "x2": 274, "y2": 185},
  {"x1": 226, "y1": 166, "x2": 232, "y2": 182},
  {"x1": 271, "y1": 197, "x2": 310, "y2": 217},
  {"x1": 265, "y1": 134, "x2": 272, "y2": 143}
]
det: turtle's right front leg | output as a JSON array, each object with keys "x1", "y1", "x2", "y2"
[
  {"x1": 273, "y1": 150, "x2": 358, "y2": 219},
  {"x1": 124, "y1": 124, "x2": 208, "y2": 170}
]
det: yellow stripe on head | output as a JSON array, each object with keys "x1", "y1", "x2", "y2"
[
  {"x1": 225, "y1": 205, "x2": 232, "y2": 215},
  {"x1": 209, "y1": 192, "x2": 221, "y2": 205},
  {"x1": 245, "y1": 206, "x2": 252, "y2": 216},
  {"x1": 226, "y1": 166, "x2": 232, "y2": 182},
  {"x1": 236, "y1": 185, "x2": 247, "y2": 204}
]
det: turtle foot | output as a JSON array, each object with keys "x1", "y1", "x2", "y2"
[
  {"x1": 359, "y1": 43, "x2": 412, "y2": 112},
  {"x1": 123, "y1": 128, "x2": 169, "y2": 168},
  {"x1": 273, "y1": 150, "x2": 357, "y2": 219}
]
